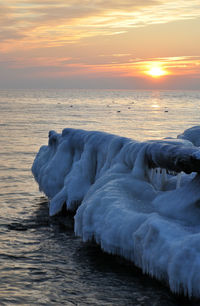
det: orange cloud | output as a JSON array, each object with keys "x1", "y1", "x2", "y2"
[
  {"x1": 136, "y1": 56, "x2": 200, "y2": 78},
  {"x1": 1, "y1": 0, "x2": 200, "y2": 52},
  {"x1": 4, "y1": 55, "x2": 199, "y2": 80},
  {"x1": 0, "y1": 1, "x2": 199, "y2": 89}
]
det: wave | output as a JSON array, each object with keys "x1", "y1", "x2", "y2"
[{"x1": 32, "y1": 126, "x2": 200, "y2": 298}]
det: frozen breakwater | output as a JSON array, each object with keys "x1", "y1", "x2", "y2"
[{"x1": 32, "y1": 126, "x2": 200, "y2": 298}]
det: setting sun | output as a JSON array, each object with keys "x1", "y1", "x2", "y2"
[{"x1": 146, "y1": 65, "x2": 168, "y2": 78}]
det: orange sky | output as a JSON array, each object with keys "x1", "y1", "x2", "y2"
[{"x1": 0, "y1": 0, "x2": 200, "y2": 89}]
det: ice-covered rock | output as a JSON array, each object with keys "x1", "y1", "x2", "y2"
[{"x1": 32, "y1": 126, "x2": 200, "y2": 298}]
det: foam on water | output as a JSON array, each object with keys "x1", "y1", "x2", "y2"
[{"x1": 32, "y1": 125, "x2": 200, "y2": 298}]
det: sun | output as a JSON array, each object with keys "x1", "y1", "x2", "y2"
[{"x1": 145, "y1": 64, "x2": 168, "y2": 78}]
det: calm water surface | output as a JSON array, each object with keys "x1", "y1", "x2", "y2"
[{"x1": 1, "y1": 89, "x2": 200, "y2": 305}]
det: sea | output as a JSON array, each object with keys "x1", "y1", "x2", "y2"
[{"x1": 0, "y1": 89, "x2": 200, "y2": 305}]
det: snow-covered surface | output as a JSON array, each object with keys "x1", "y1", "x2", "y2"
[{"x1": 32, "y1": 126, "x2": 200, "y2": 298}]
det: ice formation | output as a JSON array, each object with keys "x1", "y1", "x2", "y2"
[{"x1": 32, "y1": 126, "x2": 200, "y2": 298}]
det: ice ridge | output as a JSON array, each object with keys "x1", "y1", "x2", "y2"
[{"x1": 32, "y1": 126, "x2": 200, "y2": 298}]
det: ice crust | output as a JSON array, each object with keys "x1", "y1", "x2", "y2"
[{"x1": 32, "y1": 126, "x2": 200, "y2": 298}]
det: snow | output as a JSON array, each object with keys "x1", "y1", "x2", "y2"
[{"x1": 32, "y1": 126, "x2": 200, "y2": 298}]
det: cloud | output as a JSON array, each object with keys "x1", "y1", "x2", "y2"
[
  {"x1": 2, "y1": 54, "x2": 199, "y2": 80},
  {"x1": 1, "y1": 0, "x2": 200, "y2": 52},
  {"x1": 0, "y1": 1, "x2": 199, "y2": 89},
  {"x1": 136, "y1": 56, "x2": 200, "y2": 77}
]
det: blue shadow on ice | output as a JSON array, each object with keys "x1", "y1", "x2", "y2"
[{"x1": 32, "y1": 125, "x2": 200, "y2": 298}]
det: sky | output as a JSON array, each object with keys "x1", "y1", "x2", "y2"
[{"x1": 0, "y1": 0, "x2": 200, "y2": 89}]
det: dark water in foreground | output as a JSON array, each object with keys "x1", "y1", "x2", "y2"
[
  {"x1": 0, "y1": 199, "x2": 195, "y2": 306},
  {"x1": 1, "y1": 89, "x2": 200, "y2": 305}
]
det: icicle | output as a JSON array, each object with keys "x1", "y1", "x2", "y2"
[
  {"x1": 149, "y1": 168, "x2": 155, "y2": 181},
  {"x1": 149, "y1": 168, "x2": 157, "y2": 189},
  {"x1": 176, "y1": 172, "x2": 182, "y2": 189},
  {"x1": 156, "y1": 168, "x2": 161, "y2": 190},
  {"x1": 161, "y1": 168, "x2": 167, "y2": 190}
]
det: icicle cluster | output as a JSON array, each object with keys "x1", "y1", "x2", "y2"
[{"x1": 32, "y1": 126, "x2": 200, "y2": 298}]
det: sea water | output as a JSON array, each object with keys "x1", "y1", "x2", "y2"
[{"x1": 0, "y1": 89, "x2": 200, "y2": 305}]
